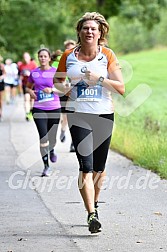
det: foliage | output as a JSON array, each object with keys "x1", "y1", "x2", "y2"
[
  {"x1": 0, "y1": 0, "x2": 167, "y2": 59},
  {"x1": 1, "y1": 0, "x2": 45, "y2": 58},
  {"x1": 96, "y1": 0, "x2": 122, "y2": 18},
  {"x1": 119, "y1": 0, "x2": 167, "y2": 29},
  {"x1": 155, "y1": 9, "x2": 167, "y2": 45},
  {"x1": 108, "y1": 17, "x2": 151, "y2": 54},
  {"x1": 0, "y1": 0, "x2": 76, "y2": 59},
  {"x1": 108, "y1": 5, "x2": 167, "y2": 54}
]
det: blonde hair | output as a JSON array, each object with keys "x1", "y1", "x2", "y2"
[
  {"x1": 64, "y1": 40, "x2": 76, "y2": 48},
  {"x1": 76, "y1": 12, "x2": 109, "y2": 46}
]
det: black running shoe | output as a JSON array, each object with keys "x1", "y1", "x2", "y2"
[
  {"x1": 41, "y1": 166, "x2": 51, "y2": 177},
  {"x1": 87, "y1": 212, "x2": 101, "y2": 233}
]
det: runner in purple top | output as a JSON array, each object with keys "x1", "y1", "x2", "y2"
[
  {"x1": 26, "y1": 48, "x2": 61, "y2": 177},
  {"x1": 28, "y1": 66, "x2": 61, "y2": 110}
]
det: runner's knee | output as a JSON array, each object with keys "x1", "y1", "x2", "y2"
[{"x1": 40, "y1": 140, "x2": 49, "y2": 147}]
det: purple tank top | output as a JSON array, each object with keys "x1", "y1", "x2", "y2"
[{"x1": 28, "y1": 67, "x2": 61, "y2": 110}]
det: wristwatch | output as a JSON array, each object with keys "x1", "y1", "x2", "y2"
[{"x1": 97, "y1": 76, "x2": 104, "y2": 85}]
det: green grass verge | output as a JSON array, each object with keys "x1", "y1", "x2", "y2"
[{"x1": 111, "y1": 48, "x2": 167, "y2": 178}]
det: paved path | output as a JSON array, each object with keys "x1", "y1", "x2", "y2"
[{"x1": 0, "y1": 97, "x2": 167, "y2": 252}]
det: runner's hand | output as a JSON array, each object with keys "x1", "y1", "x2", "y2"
[
  {"x1": 43, "y1": 87, "x2": 52, "y2": 94},
  {"x1": 29, "y1": 89, "x2": 37, "y2": 100},
  {"x1": 84, "y1": 71, "x2": 99, "y2": 85}
]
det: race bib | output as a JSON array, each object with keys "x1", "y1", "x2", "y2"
[
  {"x1": 77, "y1": 85, "x2": 102, "y2": 101},
  {"x1": 36, "y1": 90, "x2": 54, "y2": 103}
]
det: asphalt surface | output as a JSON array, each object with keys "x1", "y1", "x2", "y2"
[{"x1": 0, "y1": 96, "x2": 167, "y2": 252}]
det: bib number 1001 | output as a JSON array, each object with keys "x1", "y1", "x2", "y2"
[
  {"x1": 81, "y1": 88, "x2": 97, "y2": 96},
  {"x1": 77, "y1": 86, "x2": 102, "y2": 101}
]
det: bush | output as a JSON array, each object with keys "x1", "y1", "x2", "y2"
[
  {"x1": 108, "y1": 10, "x2": 167, "y2": 54},
  {"x1": 108, "y1": 17, "x2": 151, "y2": 54}
]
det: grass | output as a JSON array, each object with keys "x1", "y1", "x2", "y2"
[{"x1": 110, "y1": 48, "x2": 167, "y2": 178}]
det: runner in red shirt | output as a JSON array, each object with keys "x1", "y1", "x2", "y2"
[{"x1": 18, "y1": 52, "x2": 37, "y2": 121}]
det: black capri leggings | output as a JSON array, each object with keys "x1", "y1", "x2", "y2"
[
  {"x1": 32, "y1": 107, "x2": 61, "y2": 151},
  {"x1": 67, "y1": 112, "x2": 114, "y2": 173}
]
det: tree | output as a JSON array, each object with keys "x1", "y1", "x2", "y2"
[
  {"x1": 0, "y1": 0, "x2": 167, "y2": 58},
  {"x1": 119, "y1": 0, "x2": 167, "y2": 29},
  {"x1": 96, "y1": 0, "x2": 122, "y2": 18}
]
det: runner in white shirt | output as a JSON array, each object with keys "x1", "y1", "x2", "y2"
[
  {"x1": 54, "y1": 12, "x2": 125, "y2": 233},
  {"x1": 4, "y1": 59, "x2": 18, "y2": 104}
]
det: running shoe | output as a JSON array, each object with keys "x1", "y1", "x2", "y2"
[
  {"x1": 87, "y1": 212, "x2": 101, "y2": 233},
  {"x1": 50, "y1": 151, "x2": 57, "y2": 163},
  {"x1": 26, "y1": 112, "x2": 33, "y2": 121},
  {"x1": 41, "y1": 166, "x2": 51, "y2": 177},
  {"x1": 28, "y1": 111, "x2": 33, "y2": 120},
  {"x1": 26, "y1": 113, "x2": 29, "y2": 121},
  {"x1": 60, "y1": 130, "x2": 66, "y2": 142}
]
